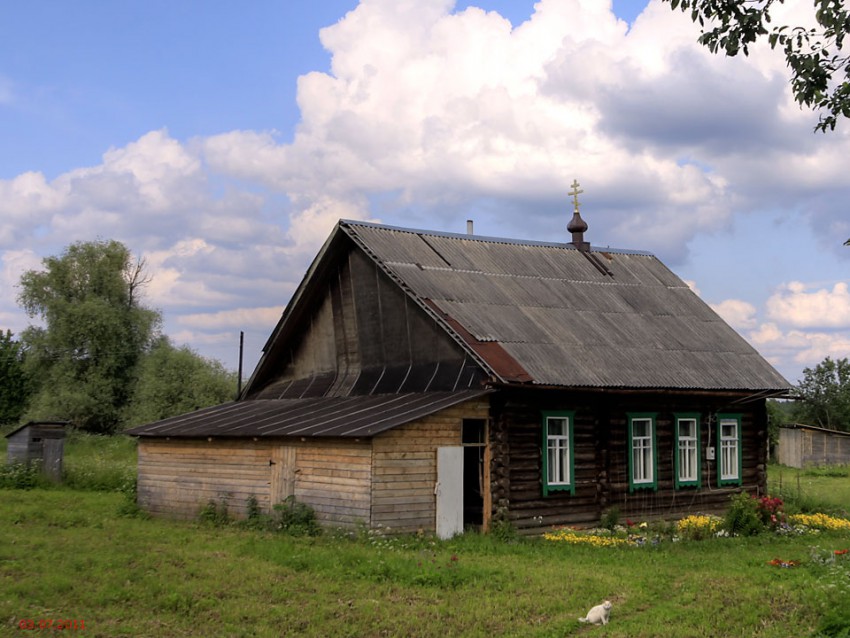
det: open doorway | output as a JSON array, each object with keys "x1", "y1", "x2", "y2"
[{"x1": 462, "y1": 419, "x2": 486, "y2": 528}]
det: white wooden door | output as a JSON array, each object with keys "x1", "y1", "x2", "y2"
[{"x1": 436, "y1": 446, "x2": 464, "y2": 539}]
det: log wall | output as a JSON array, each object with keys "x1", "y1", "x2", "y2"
[{"x1": 493, "y1": 390, "x2": 768, "y2": 534}]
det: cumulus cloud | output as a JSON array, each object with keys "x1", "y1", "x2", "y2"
[
  {"x1": 766, "y1": 282, "x2": 850, "y2": 329},
  {"x1": 711, "y1": 299, "x2": 758, "y2": 330},
  {"x1": 3, "y1": 0, "x2": 850, "y2": 381}
]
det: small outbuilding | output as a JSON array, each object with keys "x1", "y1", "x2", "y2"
[
  {"x1": 777, "y1": 423, "x2": 850, "y2": 468},
  {"x1": 5, "y1": 421, "x2": 68, "y2": 481}
]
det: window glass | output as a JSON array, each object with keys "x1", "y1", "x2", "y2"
[
  {"x1": 630, "y1": 416, "x2": 655, "y2": 488},
  {"x1": 719, "y1": 416, "x2": 740, "y2": 483},
  {"x1": 677, "y1": 417, "x2": 699, "y2": 485},
  {"x1": 542, "y1": 413, "x2": 574, "y2": 495}
]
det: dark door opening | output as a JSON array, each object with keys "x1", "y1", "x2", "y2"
[{"x1": 462, "y1": 419, "x2": 486, "y2": 528}]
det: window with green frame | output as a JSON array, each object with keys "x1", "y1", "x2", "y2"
[
  {"x1": 541, "y1": 411, "x2": 575, "y2": 496},
  {"x1": 717, "y1": 413, "x2": 742, "y2": 486},
  {"x1": 674, "y1": 413, "x2": 701, "y2": 488},
  {"x1": 627, "y1": 413, "x2": 657, "y2": 492}
]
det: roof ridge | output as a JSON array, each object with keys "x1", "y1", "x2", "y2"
[{"x1": 340, "y1": 218, "x2": 653, "y2": 256}]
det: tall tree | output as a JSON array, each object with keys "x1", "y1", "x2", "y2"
[
  {"x1": 664, "y1": 0, "x2": 850, "y2": 132},
  {"x1": 793, "y1": 356, "x2": 850, "y2": 431},
  {"x1": 0, "y1": 330, "x2": 29, "y2": 424},
  {"x1": 124, "y1": 337, "x2": 238, "y2": 427},
  {"x1": 18, "y1": 240, "x2": 160, "y2": 433}
]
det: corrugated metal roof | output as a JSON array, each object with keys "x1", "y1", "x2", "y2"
[
  {"x1": 341, "y1": 221, "x2": 791, "y2": 392},
  {"x1": 125, "y1": 390, "x2": 490, "y2": 439}
]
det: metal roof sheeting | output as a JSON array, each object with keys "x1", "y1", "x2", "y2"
[
  {"x1": 125, "y1": 390, "x2": 490, "y2": 439},
  {"x1": 342, "y1": 221, "x2": 791, "y2": 392}
]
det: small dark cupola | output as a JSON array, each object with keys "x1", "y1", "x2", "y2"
[{"x1": 567, "y1": 179, "x2": 590, "y2": 252}]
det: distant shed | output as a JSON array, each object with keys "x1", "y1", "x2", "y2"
[
  {"x1": 5, "y1": 421, "x2": 67, "y2": 481},
  {"x1": 778, "y1": 424, "x2": 850, "y2": 468}
]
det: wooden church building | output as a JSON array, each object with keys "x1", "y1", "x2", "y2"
[{"x1": 127, "y1": 197, "x2": 791, "y2": 536}]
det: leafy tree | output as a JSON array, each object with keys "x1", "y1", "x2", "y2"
[
  {"x1": 124, "y1": 337, "x2": 238, "y2": 427},
  {"x1": 766, "y1": 398, "x2": 794, "y2": 448},
  {"x1": 17, "y1": 240, "x2": 160, "y2": 434},
  {"x1": 664, "y1": 0, "x2": 850, "y2": 132},
  {"x1": 792, "y1": 356, "x2": 850, "y2": 431},
  {"x1": 0, "y1": 330, "x2": 30, "y2": 424}
]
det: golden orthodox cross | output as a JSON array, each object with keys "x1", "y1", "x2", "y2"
[{"x1": 568, "y1": 179, "x2": 583, "y2": 214}]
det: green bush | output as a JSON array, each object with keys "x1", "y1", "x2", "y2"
[
  {"x1": 272, "y1": 496, "x2": 321, "y2": 537},
  {"x1": 723, "y1": 492, "x2": 764, "y2": 536},
  {"x1": 600, "y1": 506, "x2": 620, "y2": 532}
]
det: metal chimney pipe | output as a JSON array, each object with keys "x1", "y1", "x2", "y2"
[{"x1": 466, "y1": 219, "x2": 474, "y2": 235}]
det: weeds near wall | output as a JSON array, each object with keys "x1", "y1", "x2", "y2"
[
  {"x1": 239, "y1": 495, "x2": 321, "y2": 537},
  {"x1": 0, "y1": 462, "x2": 50, "y2": 489},
  {"x1": 199, "y1": 498, "x2": 232, "y2": 527}
]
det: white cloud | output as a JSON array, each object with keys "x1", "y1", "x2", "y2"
[
  {"x1": 177, "y1": 306, "x2": 284, "y2": 331},
  {"x1": 711, "y1": 299, "x2": 758, "y2": 330},
  {"x1": 2, "y1": 0, "x2": 850, "y2": 383},
  {"x1": 766, "y1": 281, "x2": 850, "y2": 329}
]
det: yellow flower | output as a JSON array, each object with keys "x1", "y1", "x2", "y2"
[
  {"x1": 676, "y1": 514, "x2": 721, "y2": 538},
  {"x1": 542, "y1": 529, "x2": 632, "y2": 547},
  {"x1": 788, "y1": 513, "x2": 850, "y2": 532}
]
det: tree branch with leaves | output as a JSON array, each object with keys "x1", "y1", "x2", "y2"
[{"x1": 665, "y1": 0, "x2": 850, "y2": 132}]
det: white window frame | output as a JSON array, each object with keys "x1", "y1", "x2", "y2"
[
  {"x1": 675, "y1": 414, "x2": 700, "y2": 488},
  {"x1": 718, "y1": 414, "x2": 742, "y2": 485},
  {"x1": 628, "y1": 414, "x2": 657, "y2": 491},
  {"x1": 542, "y1": 412, "x2": 574, "y2": 496}
]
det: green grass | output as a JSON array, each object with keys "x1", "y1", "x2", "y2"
[
  {"x1": 2, "y1": 438, "x2": 850, "y2": 636},
  {"x1": 2, "y1": 488, "x2": 850, "y2": 637},
  {"x1": 0, "y1": 427, "x2": 136, "y2": 491},
  {"x1": 769, "y1": 463, "x2": 850, "y2": 516}
]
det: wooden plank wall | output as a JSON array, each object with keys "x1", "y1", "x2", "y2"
[
  {"x1": 293, "y1": 439, "x2": 372, "y2": 529},
  {"x1": 494, "y1": 391, "x2": 768, "y2": 534},
  {"x1": 137, "y1": 437, "x2": 372, "y2": 528},
  {"x1": 371, "y1": 399, "x2": 489, "y2": 534},
  {"x1": 805, "y1": 429, "x2": 850, "y2": 467},
  {"x1": 137, "y1": 439, "x2": 273, "y2": 520}
]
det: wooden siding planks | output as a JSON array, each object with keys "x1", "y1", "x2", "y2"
[
  {"x1": 371, "y1": 399, "x2": 489, "y2": 534},
  {"x1": 291, "y1": 439, "x2": 371, "y2": 528},
  {"x1": 137, "y1": 439, "x2": 273, "y2": 519}
]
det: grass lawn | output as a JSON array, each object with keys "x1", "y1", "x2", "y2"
[
  {"x1": 2, "y1": 434, "x2": 850, "y2": 637},
  {"x1": 769, "y1": 464, "x2": 850, "y2": 515},
  {"x1": 3, "y1": 488, "x2": 850, "y2": 637}
]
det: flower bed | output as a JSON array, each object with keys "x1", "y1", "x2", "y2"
[{"x1": 789, "y1": 513, "x2": 850, "y2": 532}]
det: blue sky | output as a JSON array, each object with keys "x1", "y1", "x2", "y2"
[{"x1": 1, "y1": 0, "x2": 848, "y2": 384}]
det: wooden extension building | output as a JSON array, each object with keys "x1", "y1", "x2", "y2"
[
  {"x1": 777, "y1": 423, "x2": 850, "y2": 468},
  {"x1": 127, "y1": 211, "x2": 791, "y2": 536}
]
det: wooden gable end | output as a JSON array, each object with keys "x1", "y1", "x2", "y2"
[{"x1": 249, "y1": 241, "x2": 488, "y2": 399}]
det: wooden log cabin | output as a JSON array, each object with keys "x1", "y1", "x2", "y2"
[{"x1": 127, "y1": 208, "x2": 792, "y2": 536}]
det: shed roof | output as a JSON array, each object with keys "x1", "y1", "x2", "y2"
[
  {"x1": 4, "y1": 421, "x2": 68, "y2": 439},
  {"x1": 333, "y1": 220, "x2": 791, "y2": 393},
  {"x1": 780, "y1": 423, "x2": 850, "y2": 437},
  {"x1": 126, "y1": 390, "x2": 490, "y2": 438}
]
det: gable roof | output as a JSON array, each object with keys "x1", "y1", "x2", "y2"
[{"x1": 246, "y1": 219, "x2": 790, "y2": 394}]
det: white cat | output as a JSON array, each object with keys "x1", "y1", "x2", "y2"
[{"x1": 578, "y1": 600, "x2": 612, "y2": 625}]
